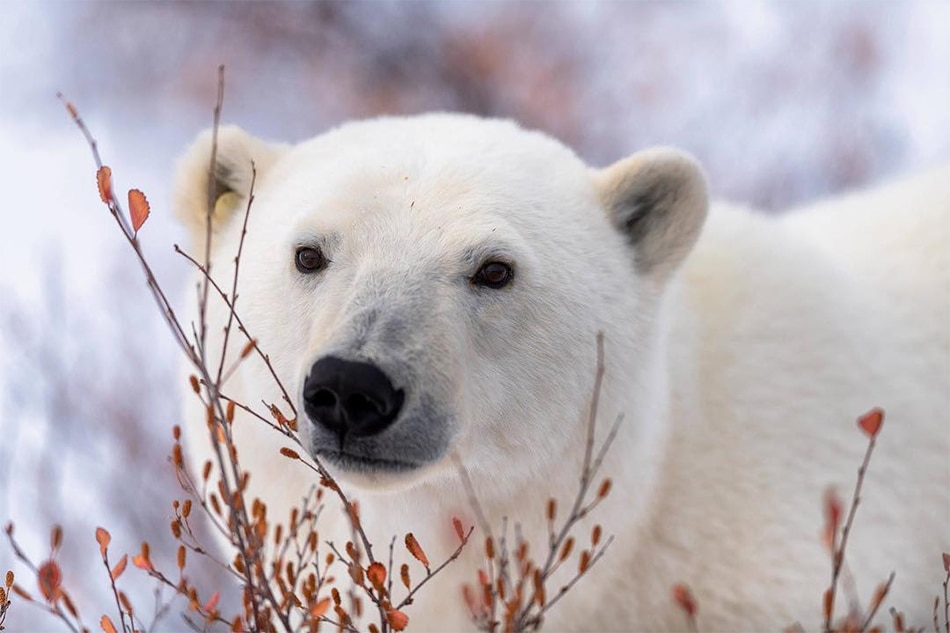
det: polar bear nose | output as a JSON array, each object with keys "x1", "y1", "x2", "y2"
[{"x1": 302, "y1": 357, "x2": 405, "y2": 438}]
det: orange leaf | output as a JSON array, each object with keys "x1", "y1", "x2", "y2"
[
  {"x1": 367, "y1": 562, "x2": 386, "y2": 592},
  {"x1": 405, "y1": 533, "x2": 429, "y2": 569},
  {"x1": 110, "y1": 555, "x2": 128, "y2": 581},
  {"x1": 310, "y1": 596, "x2": 331, "y2": 618},
  {"x1": 97, "y1": 166, "x2": 112, "y2": 204},
  {"x1": 598, "y1": 478, "x2": 612, "y2": 499},
  {"x1": 37, "y1": 560, "x2": 62, "y2": 602},
  {"x1": 5, "y1": 570, "x2": 13, "y2": 587},
  {"x1": 386, "y1": 608, "x2": 409, "y2": 631},
  {"x1": 128, "y1": 189, "x2": 150, "y2": 233},
  {"x1": 672, "y1": 583, "x2": 697, "y2": 617},
  {"x1": 400, "y1": 563, "x2": 410, "y2": 589},
  {"x1": 95, "y1": 527, "x2": 111, "y2": 557},
  {"x1": 858, "y1": 408, "x2": 884, "y2": 438},
  {"x1": 100, "y1": 615, "x2": 118, "y2": 633}
]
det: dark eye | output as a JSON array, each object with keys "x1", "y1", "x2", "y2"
[
  {"x1": 473, "y1": 261, "x2": 513, "y2": 289},
  {"x1": 295, "y1": 246, "x2": 327, "y2": 274}
]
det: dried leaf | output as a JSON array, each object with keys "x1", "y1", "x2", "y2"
[
  {"x1": 942, "y1": 552, "x2": 950, "y2": 572},
  {"x1": 132, "y1": 542, "x2": 153, "y2": 571},
  {"x1": 97, "y1": 166, "x2": 112, "y2": 204},
  {"x1": 60, "y1": 591, "x2": 78, "y2": 618},
  {"x1": 95, "y1": 527, "x2": 111, "y2": 557},
  {"x1": 310, "y1": 596, "x2": 331, "y2": 618},
  {"x1": 578, "y1": 550, "x2": 591, "y2": 573},
  {"x1": 128, "y1": 189, "x2": 150, "y2": 233},
  {"x1": 367, "y1": 562, "x2": 386, "y2": 592},
  {"x1": 280, "y1": 447, "x2": 300, "y2": 460},
  {"x1": 597, "y1": 478, "x2": 612, "y2": 499},
  {"x1": 5, "y1": 570, "x2": 13, "y2": 587},
  {"x1": 11, "y1": 583, "x2": 32, "y2": 602},
  {"x1": 672, "y1": 583, "x2": 697, "y2": 617},
  {"x1": 189, "y1": 375, "x2": 200, "y2": 394},
  {"x1": 37, "y1": 560, "x2": 62, "y2": 602},
  {"x1": 100, "y1": 615, "x2": 117, "y2": 633},
  {"x1": 204, "y1": 591, "x2": 220, "y2": 613},
  {"x1": 400, "y1": 563, "x2": 410, "y2": 589},
  {"x1": 823, "y1": 588, "x2": 833, "y2": 622},
  {"x1": 348, "y1": 562, "x2": 364, "y2": 586},
  {"x1": 386, "y1": 608, "x2": 409, "y2": 631},
  {"x1": 823, "y1": 488, "x2": 842, "y2": 546},
  {"x1": 869, "y1": 580, "x2": 889, "y2": 613},
  {"x1": 858, "y1": 408, "x2": 884, "y2": 438},
  {"x1": 558, "y1": 537, "x2": 574, "y2": 562},
  {"x1": 591, "y1": 524, "x2": 602, "y2": 547},
  {"x1": 452, "y1": 516, "x2": 465, "y2": 542},
  {"x1": 546, "y1": 498, "x2": 556, "y2": 522},
  {"x1": 405, "y1": 533, "x2": 429, "y2": 569},
  {"x1": 177, "y1": 546, "x2": 186, "y2": 570},
  {"x1": 110, "y1": 555, "x2": 128, "y2": 581},
  {"x1": 485, "y1": 537, "x2": 495, "y2": 560},
  {"x1": 240, "y1": 340, "x2": 256, "y2": 359},
  {"x1": 51, "y1": 525, "x2": 63, "y2": 551}
]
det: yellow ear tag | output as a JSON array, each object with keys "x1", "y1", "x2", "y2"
[{"x1": 213, "y1": 191, "x2": 240, "y2": 219}]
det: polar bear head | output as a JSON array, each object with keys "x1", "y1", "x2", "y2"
[{"x1": 174, "y1": 114, "x2": 707, "y2": 493}]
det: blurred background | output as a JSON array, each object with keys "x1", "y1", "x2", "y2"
[{"x1": 1, "y1": 2, "x2": 948, "y2": 630}]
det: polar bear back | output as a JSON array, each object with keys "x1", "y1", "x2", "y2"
[{"x1": 651, "y1": 170, "x2": 950, "y2": 629}]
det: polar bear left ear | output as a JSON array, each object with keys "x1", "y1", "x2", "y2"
[{"x1": 594, "y1": 148, "x2": 708, "y2": 282}]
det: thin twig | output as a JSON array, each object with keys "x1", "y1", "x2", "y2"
[{"x1": 825, "y1": 434, "x2": 878, "y2": 632}]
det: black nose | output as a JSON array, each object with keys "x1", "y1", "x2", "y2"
[{"x1": 303, "y1": 357, "x2": 405, "y2": 438}]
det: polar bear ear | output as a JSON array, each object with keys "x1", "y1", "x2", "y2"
[
  {"x1": 594, "y1": 148, "x2": 708, "y2": 282},
  {"x1": 173, "y1": 125, "x2": 288, "y2": 247}
]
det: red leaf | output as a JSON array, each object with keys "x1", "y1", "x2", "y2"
[
  {"x1": 671, "y1": 583, "x2": 697, "y2": 617},
  {"x1": 453, "y1": 516, "x2": 465, "y2": 542},
  {"x1": 95, "y1": 527, "x2": 111, "y2": 557},
  {"x1": 128, "y1": 189, "x2": 150, "y2": 233},
  {"x1": 386, "y1": 608, "x2": 409, "y2": 631},
  {"x1": 943, "y1": 552, "x2": 950, "y2": 572},
  {"x1": 97, "y1": 166, "x2": 112, "y2": 204},
  {"x1": 37, "y1": 560, "x2": 62, "y2": 602},
  {"x1": 858, "y1": 408, "x2": 884, "y2": 438}
]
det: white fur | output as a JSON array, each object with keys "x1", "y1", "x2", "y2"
[{"x1": 175, "y1": 114, "x2": 949, "y2": 631}]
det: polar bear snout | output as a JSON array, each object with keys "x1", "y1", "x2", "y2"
[{"x1": 303, "y1": 356, "x2": 406, "y2": 439}]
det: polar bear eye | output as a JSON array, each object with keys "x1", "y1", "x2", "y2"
[
  {"x1": 473, "y1": 261, "x2": 513, "y2": 289},
  {"x1": 295, "y1": 246, "x2": 327, "y2": 274}
]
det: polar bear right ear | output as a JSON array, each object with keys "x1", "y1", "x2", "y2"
[
  {"x1": 594, "y1": 148, "x2": 708, "y2": 283},
  {"x1": 173, "y1": 125, "x2": 288, "y2": 248}
]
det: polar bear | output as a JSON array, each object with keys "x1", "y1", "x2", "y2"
[{"x1": 174, "y1": 114, "x2": 949, "y2": 631}]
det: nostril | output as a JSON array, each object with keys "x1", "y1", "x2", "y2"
[
  {"x1": 345, "y1": 393, "x2": 383, "y2": 422},
  {"x1": 309, "y1": 389, "x2": 338, "y2": 409}
]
